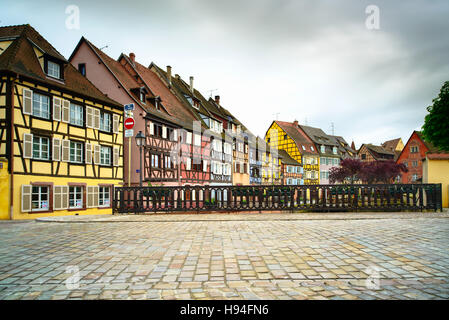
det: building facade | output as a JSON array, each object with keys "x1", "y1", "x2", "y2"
[{"x1": 0, "y1": 25, "x2": 124, "y2": 219}]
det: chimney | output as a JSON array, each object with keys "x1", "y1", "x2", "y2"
[
  {"x1": 189, "y1": 76, "x2": 194, "y2": 93},
  {"x1": 166, "y1": 66, "x2": 172, "y2": 87},
  {"x1": 293, "y1": 120, "x2": 298, "y2": 126},
  {"x1": 214, "y1": 95, "x2": 220, "y2": 105},
  {"x1": 175, "y1": 74, "x2": 180, "y2": 80},
  {"x1": 129, "y1": 52, "x2": 135, "y2": 65}
]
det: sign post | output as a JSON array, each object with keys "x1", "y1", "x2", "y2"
[{"x1": 124, "y1": 104, "x2": 135, "y2": 187}]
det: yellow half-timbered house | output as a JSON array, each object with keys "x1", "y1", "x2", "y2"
[{"x1": 0, "y1": 25, "x2": 124, "y2": 219}]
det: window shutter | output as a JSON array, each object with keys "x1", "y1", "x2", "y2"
[
  {"x1": 62, "y1": 99, "x2": 70, "y2": 123},
  {"x1": 87, "y1": 186, "x2": 94, "y2": 208},
  {"x1": 85, "y1": 143, "x2": 92, "y2": 164},
  {"x1": 203, "y1": 160, "x2": 207, "y2": 172},
  {"x1": 53, "y1": 186, "x2": 62, "y2": 210},
  {"x1": 21, "y1": 185, "x2": 32, "y2": 212},
  {"x1": 62, "y1": 186, "x2": 69, "y2": 209},
  {"x1": 53, "y1": 97, "x2": 62, "y2": 121},
  {"x1": 23, "y1": 133, "x2": 33, "y2": 159},
  {"x1": 94, "y1": 109, "x2": 100, "y2": 130},
  {"x1": 113, "y1": 147, "x2": 119, "y2": 166},
  {"x1": 61, "y1": 139, "x2": 70, "y2": 162},
  {"x1": 113, "y1": 114, "x2": 119, "y2": 134},
  {"x1": 22, "y1": 88, "x2": 33, "y2": 115},
  {"x1": 94, "y1": 144, "x2": 100, "y2": 165},
  {"x1": 93, "y1": 186, "x2": 99, "y2": 207},
  {"x1": 173, "y1": 129, "x2": 178, "y2": 141},
  {"x1": 186, "y1": 157, "x2": 191, "y2": 170},
  {"x1": 149, "y1": 122, "x2": 154, "y2": 135},
  {"x1": 187, "y1": 132, "x2": 192, "y2": 144},
  {"x1": 162, "y1": 126, "x2": 167, "y2": 139},
  {"x1": 86, "y1": 107, "x2": 93, "y2": 128},
  {"x1": 52, "y1": 138, "x2": 61, "y2": 161}
]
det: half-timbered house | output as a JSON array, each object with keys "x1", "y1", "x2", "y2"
[
  {"x1": 69, "y1": 39, "x2": 181, "y2": 186},
  {"x1": 0, "y1": 25, "x2": 124, "y2": 219}
]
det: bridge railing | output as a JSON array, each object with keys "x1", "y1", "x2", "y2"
[{"x1": 113, "y1": 184, "x2": 442, "y2": 214}]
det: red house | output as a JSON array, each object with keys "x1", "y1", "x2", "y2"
[{"x1": 396, "y1": 131, "x2": 438, "y2": 183}]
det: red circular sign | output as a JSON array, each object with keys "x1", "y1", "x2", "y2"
[{"x1": 124, "y1": 117, "x2": 135, "y2": 130}]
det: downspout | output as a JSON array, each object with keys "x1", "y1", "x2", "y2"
[{"x1": 8, "y1": 74, "x2": 16, "y2": 220}]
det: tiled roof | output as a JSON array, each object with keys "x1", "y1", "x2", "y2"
[
  {"x1": 274, "y1": 121, "x2": 318, "y2": 155},
  {"x1": 278, "y1": 149, "x2": 300, "y2": 166},
  {"x1": 0, "y1": 25, "x2": 121, "y2": 108},
  {"x1": 329, "y1": 135, "x2": 357, "y2": 157},
  {"x1": 382, "y1": 138, "x2": 402, "y2": 152},
  {"x1": 365, "y1": 144, "x2": 395, "y2": 156},
  {"x1": 426, "y1": 153, "x2": 449, "y2": 160}
]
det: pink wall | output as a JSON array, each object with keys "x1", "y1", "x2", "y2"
[{"x1": 70, "y1": 41, "x2": 145, "y2": 186}]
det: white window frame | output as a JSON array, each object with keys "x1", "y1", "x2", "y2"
[
  {"x1": 70, "y1": 141, "x2": 83, "y2": 163},
  {"x1": 32, "y1": 92, "x2": 50, "y2": 119},
  {"x1": 31, "y1": 185, "x2": 50, "y2": 212},
  {"x1": 69, "y1": 186, "x2": 83, "y2": 209},
  {"x1": 70, "y1": 102, "x2": 84, "y2": 127},
  {"x1": 47, "y1": 60, "x2": 60, "y2": 78},
  {"x1": 100, "y1": 112, "x2": 111, "y2": 132},
  {"x1": 100, "y1": 146, "x2": 112, "y2": 166},
  {"x1": 99, "y1": 186, "x2": 111, "y2": 207},
  {"x1": 32, "y1": 136, "x2": 50, "y2": 160}
]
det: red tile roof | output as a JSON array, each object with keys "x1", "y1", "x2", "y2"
[
  {"x1": 274, "y1": 121, "x2": 318, "y2": 155},
  {"x1": 426, "y1": 153, "x2": 449, "y2": 160}
]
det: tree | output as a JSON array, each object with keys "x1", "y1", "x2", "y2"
[
  {"x1": 359, "y1": 160, "x2": 408, "y2": 184},
  {"x1": 329, "y1": 158, "x2": 364, "y2": 184},
  {"x1": 422, "y1": 81, "x2": 449, "y2": 151}
]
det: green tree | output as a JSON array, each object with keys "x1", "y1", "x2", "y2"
[{"x1": 422, "y1": 81, "x2": 449, "y2": 151}]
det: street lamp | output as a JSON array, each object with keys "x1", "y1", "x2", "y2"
[{"x1": 135, "y1": 131, "x2": 145, "y2": 187}]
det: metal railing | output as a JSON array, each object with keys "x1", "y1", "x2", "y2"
[{"x1": 113, "y1": 183, "x2": 442, "y2": 214}]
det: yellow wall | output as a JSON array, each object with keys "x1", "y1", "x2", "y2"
[
  {"x1": 423, "y1": 158, "x2": 449, "y2": 208},
  {"x1": 0, "y1": 159, "x2": 9, "y2": 220},
  {"x1": 12, "y1": 174, "x2": 118, "y2": 220}
]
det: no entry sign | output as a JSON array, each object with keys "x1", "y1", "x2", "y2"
[{"x1": 124, "y1": 117, "x2": 135, "y2": 130}]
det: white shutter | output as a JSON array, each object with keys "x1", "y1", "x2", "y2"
[
  {"x1": 53, "y1": 186, "x2": 62, "y2": 210},
  {"x1": 62, "y1": 186, "x2": 69, "y2": 209},
  {"x1": 85, "y1": 143, "x2": 92, "y2": 164},
  {"x1": 162, "y1": 126, "x2": 167, "y2": 139},
  {"x1": 22, "y1": 88, "x2": 33, "y2": 115},
  {"x1": 53, "y1": 97, "x2": 62, "y2": 121},
  {"x1": 94, "y1": 144, "x2": 100, "y2": 165},
  {"x1": 194, "y1": 134, "x2": 201, "y2": 146},
  {"x1": 173, "y1": 129, "x2": 178, "y2": 141},
  {"x1": 149, "y1": 122, "x2": 154, "y2": 135},
  {"x1": 86, "y1": 107, "x2": 93, "y2": 128},
  {"x1": 203, "y1": 160, "x2": 207, "y2": 172},
  {"x1": 87, "y1": 186, "x2": 94, "y2": 208},
  {"x1": 187, "y1": 132, "x2": 192, "y2": 144},
  {"x1": 23, "y1": 133, "x2": 33, "y2": 159},
  {"x1": 113, "y1": 147, "x2": 119, "y2": 166},
  {"x1": 21, "y1": 185, "x2": 32, "y2": 212},
  {"x1": 52, "y1": 138, "x2": 61, "y2": 161},
  {"x1": 94, "y1": 109, "x2": 100, "y2": 130},
  {"x1": 61, "y1": 139, "x2": 70, "y2": 162},
  {"x1": 93, "y1": 186, "x2": 99, "y2": 207},
  {"x1": 113, "y1": 114, "x2": 119, "y2": 134},
  {"x1": 62, "y1": 99, "x2": 70, "y2": 123},
  {"x1": 186, "y1": 157, "x2": 191, "y2": 170}
]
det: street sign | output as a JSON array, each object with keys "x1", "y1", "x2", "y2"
[
  {"x1": 125, "y1": 129, "x2": 134, "y2": 137},
  {"x1": 124, "y1": 103, "x2": 135, "y2": 111},
  {"x1": 124, "y1": 117, "x2": 135, "y2": 130}
]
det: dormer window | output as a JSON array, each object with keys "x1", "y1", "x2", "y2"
[
  {"x1": 320, "y1": 145, "x2": 325, "y2": 153},
  {"x1": 140, "y1": 90, "x2": 146, "y2": 104},
  {"x1": 78, "y1": 63, "x2": 86, "y2": 76},
  {"x1": 333, "y1": 147, "x2": 338, "y2": 154},
  {"x1": 47, "y1": 60, "x2": 61, "y2": 78}
]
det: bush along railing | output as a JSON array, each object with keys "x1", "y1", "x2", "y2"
[{"x1": 113, "y1": 183, "x2": 443, "y2": 214}]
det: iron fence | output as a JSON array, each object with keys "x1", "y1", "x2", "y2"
[{"x1": 113, "y1": 183, "x2": 442, "y2": 214}]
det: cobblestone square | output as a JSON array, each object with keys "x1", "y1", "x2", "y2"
[{"x1": 0, "y1": 212, "x2": 448, "y2": 300}]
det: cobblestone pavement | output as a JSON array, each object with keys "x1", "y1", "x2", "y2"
[{"x1": 0, "y1": 212, "x2": 449, "y2": 300}]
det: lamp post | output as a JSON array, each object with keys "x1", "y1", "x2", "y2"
[{"x1": 135, "y1": 131, "x2": 145, "y2": 187}]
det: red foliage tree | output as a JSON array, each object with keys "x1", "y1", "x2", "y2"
[{"x1": 329, "y1": 158, "x2": 363, "y2": 184}]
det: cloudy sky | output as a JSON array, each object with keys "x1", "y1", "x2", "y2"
[{"x1": 3, "y1": 0, "x2": 449, "y2": 148}]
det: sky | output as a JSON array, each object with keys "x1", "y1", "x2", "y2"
[{"x1": 2, "y1": 0, "x2": 449, "y2": 148}]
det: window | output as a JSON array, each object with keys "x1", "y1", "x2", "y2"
[
  {"x1": 32, "y1": 136, "x2": 49, "y2": 160},
  {"x1": 70, "y1": 103, "x2": 83, "y2": 126},
  {"x1": 99, "y1": 186, "x2": 110, "y2": 207},
  {"x1": 100, "y1": 112, "x2": 111, "y2": 132},
  {"x1": 47, "y1": 60, "x2": 60, "y2": 78},
  {"x1": 151, "y1": 154, "x2": 160, "y2": 168},
  {"x1": 410, "y1": 146, "x2": 419, "y2": 153},
  {"x1": 140, "y1": 90, "x2": 146, "y2": 103},
  {"x1": 100, "y1": 146, "x2": 111, "y2": 165},
  {"x1": 284, "y1": 134, "x2": 288, "y2": 140},
  {"x1": 302, "y1": 145, "x2": 305, "y2": 150},
  {"x1": 403, "y1": 161, "x2": 408, "y2": 167},
  {"x1": 69, "y1": 186, "x2": 83, "y2": 209},
  {"x1": 412, "y1": 161, "x2": 418, "y2": 167},
  {"x1": 32, "y1": 92, "x2": 50, "y2": 119},
  {"x1": 164, "y1": 155, "x2": 172, "y2": 169},
  {"x1": 310, "y1": 146, "x2": 314, "y2": 151},
  {"x1": 412, "y1": 174, "x2": 419, "y2": 181},
  {"x1": 31, "y1": 186, "x2": 49, "y2": 211},
  {"x1": 333, "y1": 147, "x2": 338, "y2": 154},
  {"x1": 320, "y1": 145, "x2": 325, "y2": 153},
  {"x1": 361, "y1": 154, "x2": 366, "y2": 160},
  {"x1": 70, "y1": 141, "x2": 83, "y2": 163},
  {"x1": 78, "y1": 63, "x2": 86, "y2": 76}
]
